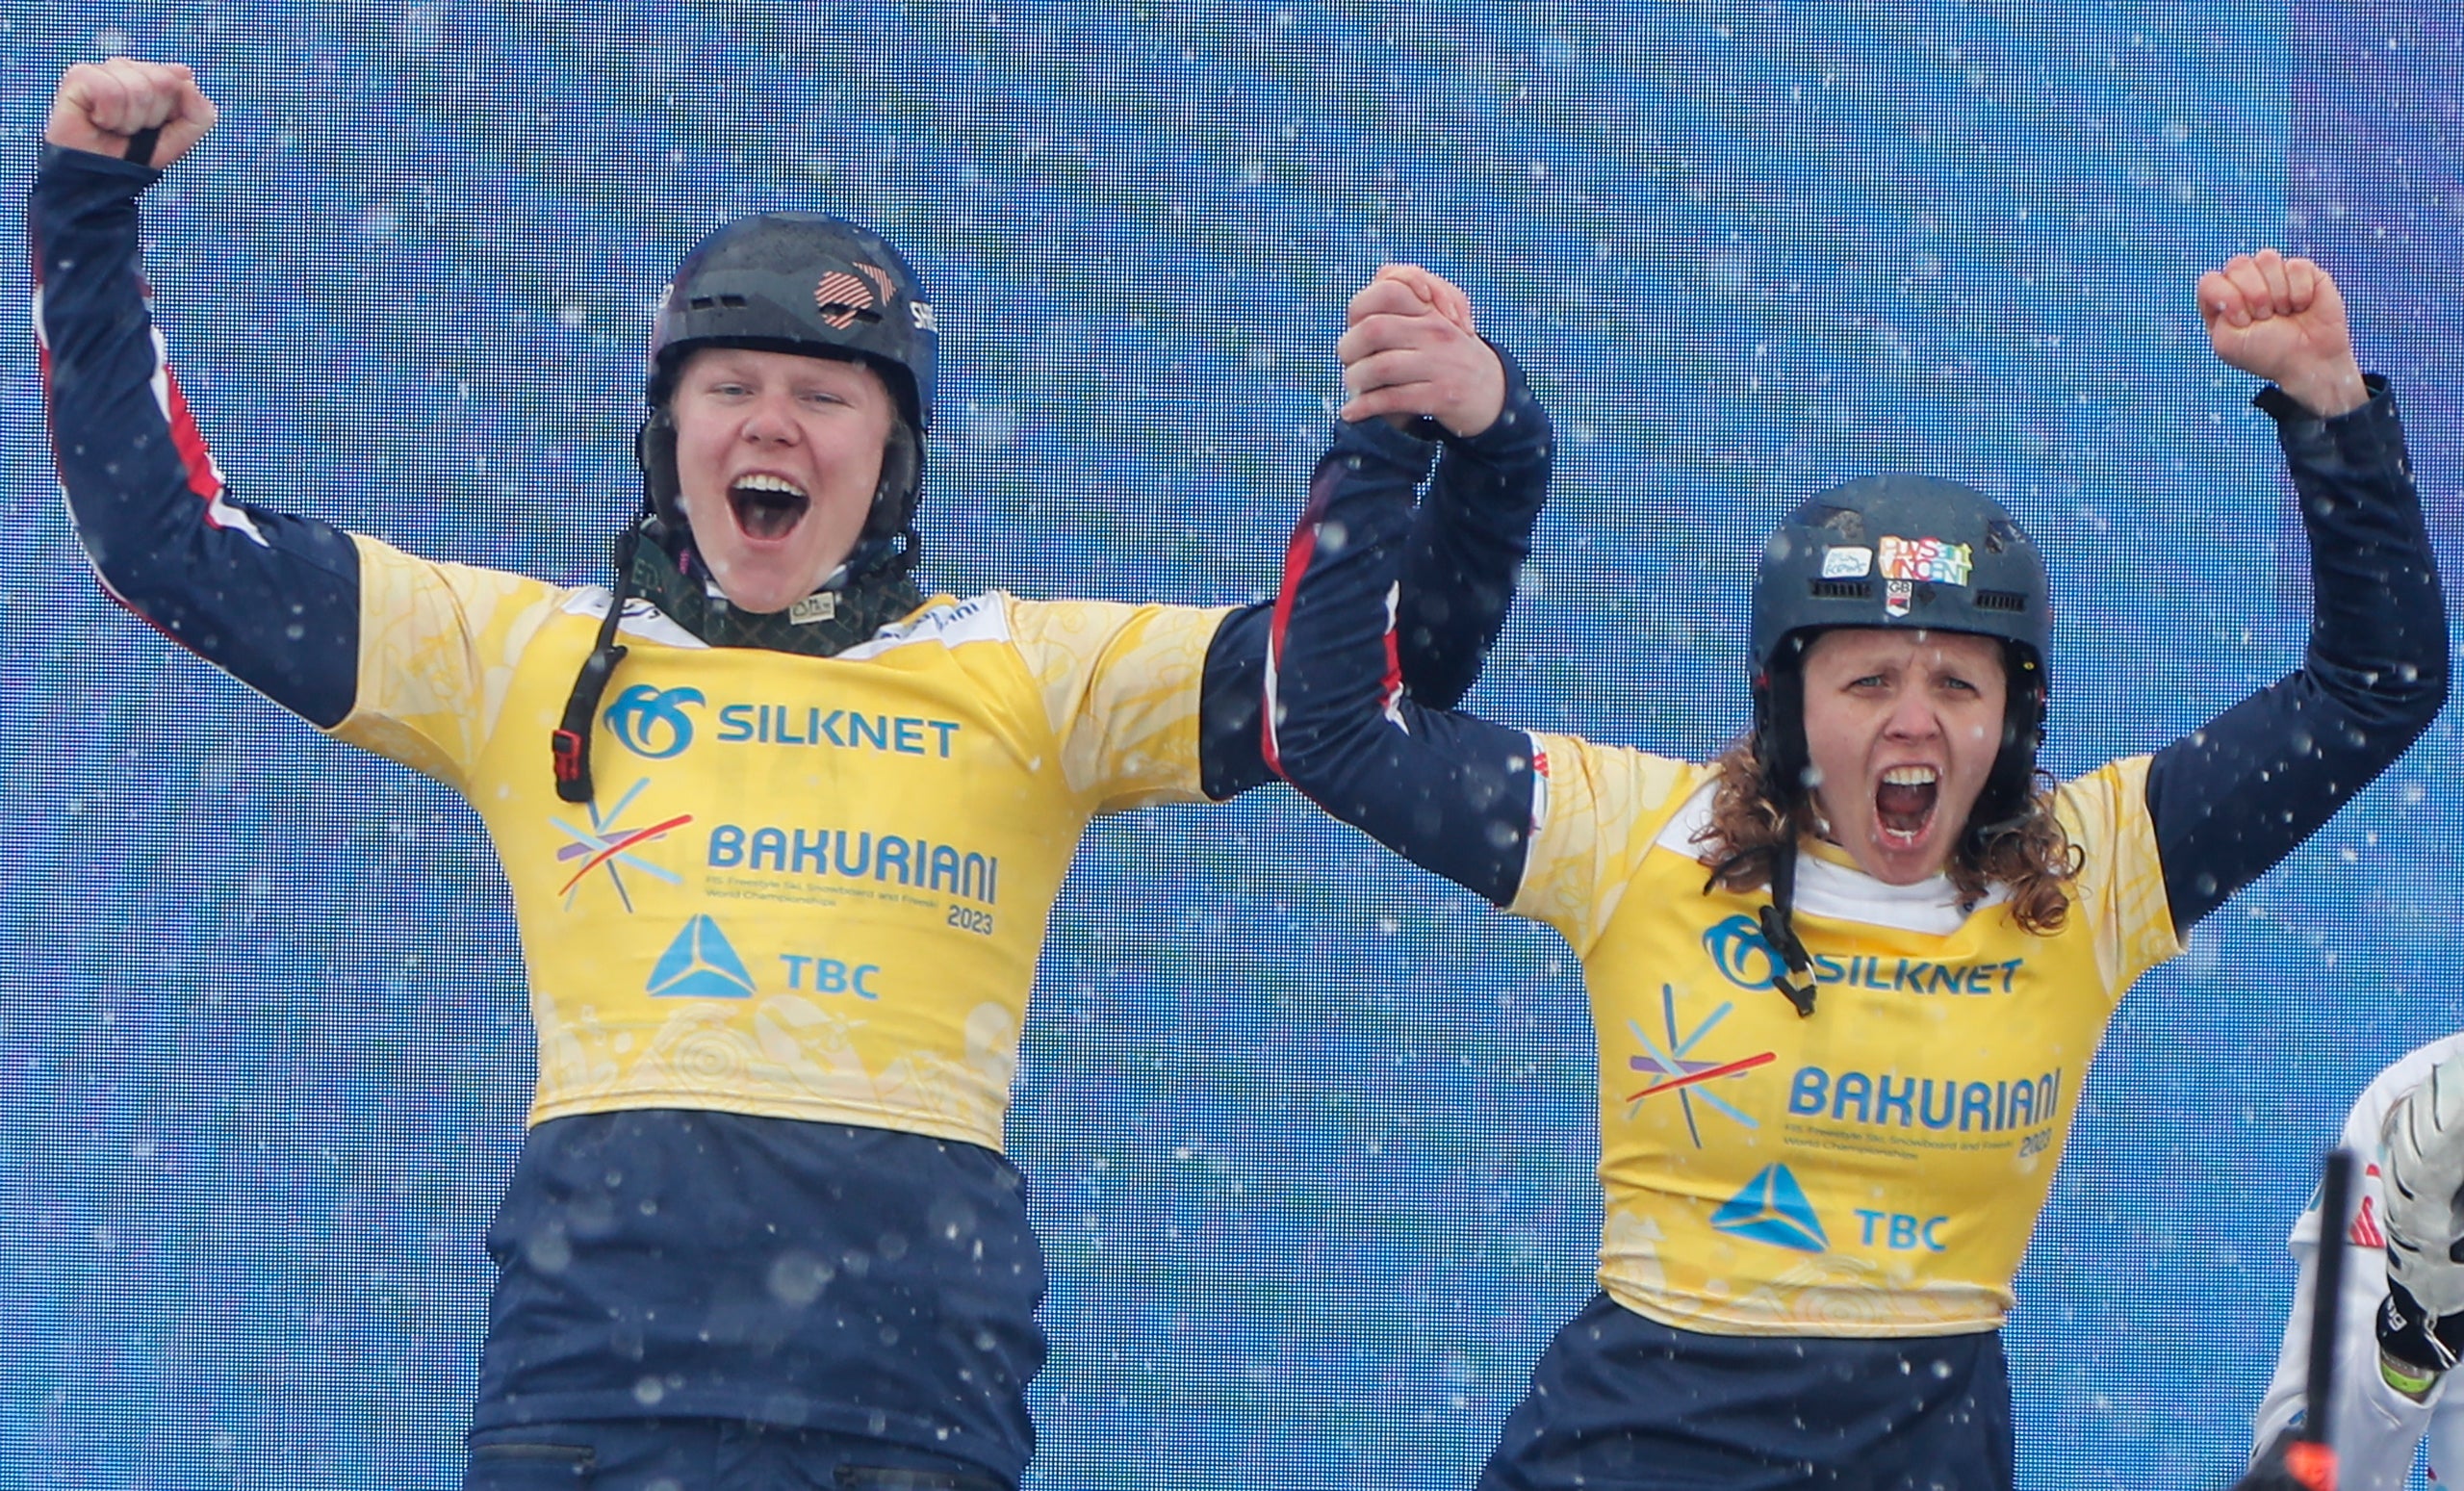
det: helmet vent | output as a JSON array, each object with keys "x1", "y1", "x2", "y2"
[
  {"x1": 688, "y1": 294, "x2": 752, "y2": 310},
  {"x1": 1985, "y1": 520, "x2": 2020, "y2": 554},
  {"x1": 1808, "y1": 578, "x2": 1872, "y2": 601},
  {"x1": 815, "y1": 300, "x2": 885, "y2": 323},
  {"x1": 1975, "y1": 589, "x2": 2028, "y2": 613}
]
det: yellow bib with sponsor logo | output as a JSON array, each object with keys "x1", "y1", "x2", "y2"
[
  {"x1": 335, "y1": 537, "x2": 1222, "y2": 1150},
  {"x1": 1513, "y1": 743, "x2": 2180, "y2": 1336}
]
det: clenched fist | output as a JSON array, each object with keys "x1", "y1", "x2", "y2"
[
  {"x1": 2198, "y1": 248, "x2": 2368, "y2": 420},
  {"x1": 47, "y1": 60, "x2": 218, "y2": 171},
  {"x1": 1337, "y1": 264, "x2": 1505, "y2": 439}
]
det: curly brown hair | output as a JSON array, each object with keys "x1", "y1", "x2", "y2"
[{"x1": 1692, "y1": 734, "x2": 2084, "y2": 936}]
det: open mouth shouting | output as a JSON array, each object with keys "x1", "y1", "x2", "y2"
[
  {"x1": 729, "y1": 473, "x2": 810, "y2": 542},
  {"x1": 1874, "y1": 764, "x2": 1940, "y2": 849},
  {"x1": 666, "y1": 346, "x2": 899, "y2": 613}
]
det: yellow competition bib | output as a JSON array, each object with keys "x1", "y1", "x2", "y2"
[
  {"x1": 1516, "y1": 743, "x2": 2179, "y2": 1337},
  {"x1": 336, "y1": 538, "x2": 1223, "y2": 1150}
]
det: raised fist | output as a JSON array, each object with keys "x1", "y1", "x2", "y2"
[
  {"x1": 47, "y1": 60, "x2": 218, "y2": 171},
  {"x1": 2198, "y1": 248, "x2": 2368, "y2": 420}
]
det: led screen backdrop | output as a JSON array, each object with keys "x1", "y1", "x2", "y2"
[{"x1": 0, "y1": 2, "x2": 2458, "y2": 1487}]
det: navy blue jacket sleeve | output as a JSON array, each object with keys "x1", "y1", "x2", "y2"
[
  {"x1": 32, "y1": 144, "x2": 361, "y2": 727},
  {"x1": 2145, "y1": 381, "x2": 2448, "y2": 933},
  {"x1": 1197, "y1": 346, "x2": 1552, "y2": 800},
  {"x1": 1258, "y1": 405, "x2": 1546, "y2": 905}
]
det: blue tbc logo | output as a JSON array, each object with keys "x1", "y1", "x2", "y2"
[
  {"x1": 648, "y1": 915, "x2": 756, "y2": 998},
  {"x1": 1709, "y1": 1163, "x2": 1829, "y2": 1252},
  {"x1": 1704, "y1": 913, "x2": 1780, "y2": 990},
  {"x1": 607, "y1": 684, "x2": 704, "y2": 758}
]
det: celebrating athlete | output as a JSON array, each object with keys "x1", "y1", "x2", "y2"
[
  {"x1": 1265, "y1": 246, "x2": 2447, "y2": 1486},
  {"x1": 33, "y1": 59, "x2": 1545, "y2": 1489}
]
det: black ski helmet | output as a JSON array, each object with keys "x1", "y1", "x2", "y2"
[
  {"x1": 635, "y1": 211, "x2": 938, "y2": 554},
  {"x1": 1750, "y1": 474, "x2": 2053, "y2": 821}
]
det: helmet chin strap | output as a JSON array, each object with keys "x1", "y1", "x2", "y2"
[
  {"x1": 1758, "y1": 844, "x2": 1820, "y2": 1019},
  {"x1": 1745, "y1": 658, "x2": 1820, "y2": 1018},
  {"x1": 552, "y1": 508, "x2": 650, "y2": 805}
]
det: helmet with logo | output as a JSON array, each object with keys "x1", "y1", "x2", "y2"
[
  {"x1": 1750, "y1": 473, "x2": 2053, "y2": 824},
  {"x1": 1740, "y1": 475, "x2": 2055, "y2": 1018},
  {"x1": 635, "y1": 211, "x2": 938, "y2": 556}
]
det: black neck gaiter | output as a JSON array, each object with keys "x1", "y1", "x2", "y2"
[{"x1": 626, "y1": 536, "x2": 925, "y2": 659}]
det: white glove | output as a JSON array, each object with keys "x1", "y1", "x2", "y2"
[{"x1": 2379, "y1": 1054, "x2": 2464, "y2": 1371}]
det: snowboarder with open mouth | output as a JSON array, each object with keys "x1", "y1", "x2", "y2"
[
  {"x1": 1264, "y1": 241, "x2": 2448, "y2": 1488},
  {"x1": 34, "y1": 56, "x2": 1549, "y2": 1491}
]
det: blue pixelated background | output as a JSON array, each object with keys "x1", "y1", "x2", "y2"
[{"x1": 1, "y1": 2, "x2": 2459, "y2": 1487}]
